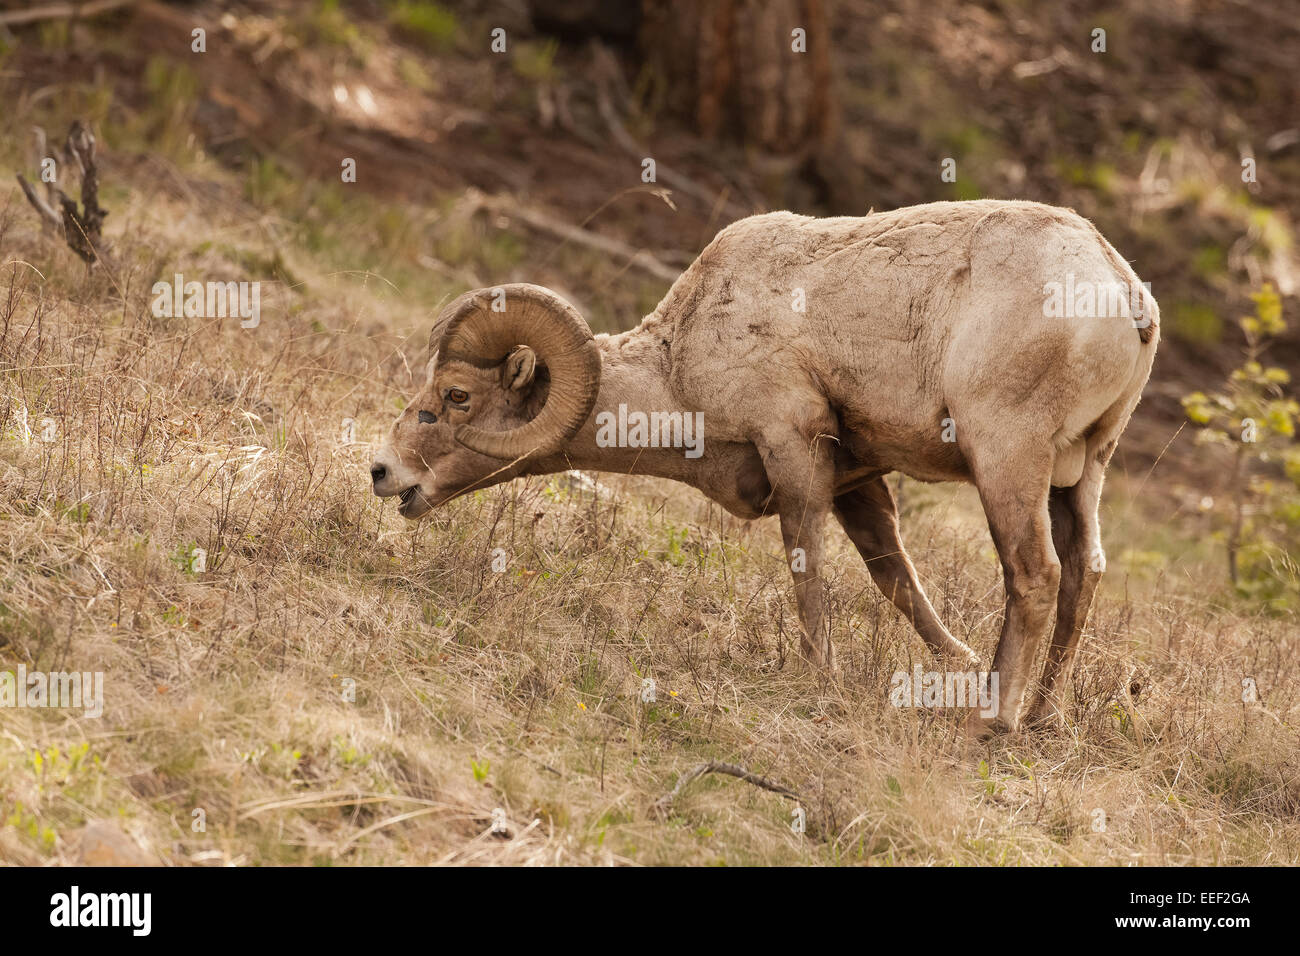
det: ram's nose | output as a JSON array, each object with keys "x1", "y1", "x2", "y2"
[{"x1": 370, "y1": 449, "x2": 400, "y2": 496}]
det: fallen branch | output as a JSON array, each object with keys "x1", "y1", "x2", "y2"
[
  {"x1": 470, "y1": 190, "x2": 681, "y2": 285},
  {"x1": 653, "y1": 761, "x2": 802, "y2": 815},
  {"x1": 0, "y1": 0, "x2": 139, "y2": 27}
]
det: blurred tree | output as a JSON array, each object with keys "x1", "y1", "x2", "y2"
[
  {"x1": 529, "y1": 0, "x2": 640, "y2": 43},
  {"x1": 637, "y1": 0, "x2": 835, "y2": 157}
]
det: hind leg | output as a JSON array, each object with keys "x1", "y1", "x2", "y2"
[
  {"x1": 966, "y1": 439, "x2": 1061, "y2": 733},
  {"x1": 1027, "y1": 456, "x2": 1107, "y2": 725},
  {"x1": 833, "y1": 478, "x2": 979, "y2": 667}
]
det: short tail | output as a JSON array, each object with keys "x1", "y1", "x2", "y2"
[
  {"x1": 1135, "y1": 286, "x2": 1159, "y2": 345},
  {"x1": 1092, "y1": 222, "x2": 1159, "y2": 345}
]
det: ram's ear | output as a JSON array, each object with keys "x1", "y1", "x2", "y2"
[
  {"x1": 502, "y1": 346, "x2": 537, "y2": 391},
  {"x1": 425, "y1": 354, "x2": 437, "y2": 384}
]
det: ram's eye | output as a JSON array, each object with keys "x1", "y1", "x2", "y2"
[
  {"x1": 446, "y1": 388, "x2": 469, "y2": 405},
  {"x1": 417, "y1": 410, "x2": 437, "y2": 424}
]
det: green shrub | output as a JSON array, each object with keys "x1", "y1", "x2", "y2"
[
  {"x1": 389, "y1": 2, "x2": 457, "y2": 51},
  {"x1": 1183, "y1": 284, "x2": 1300, "y2": 607}
]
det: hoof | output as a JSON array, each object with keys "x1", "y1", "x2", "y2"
[
  {"x1": 965, "y1": 712, "x2": 1014, "y2": 740},
  {"x1": 795, "y1": 641, "x2": 834, "y2": 671},
  {"x1": 790, "y1": 651, "x2": 832, "y2": 676},
  {"x1": 1024, "y1": 710, "x2": 1063, "y2": 733},
  {"x1": 1024, "y1": 696, "x2": 1066, "y2": 732},
  {"x1": 942, "y1": 640, "x2": 981, "y2": 671}
]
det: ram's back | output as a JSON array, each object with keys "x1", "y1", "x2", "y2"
[{"x1": 653, "y1": 202, "x2": 1149, "y2": 450}]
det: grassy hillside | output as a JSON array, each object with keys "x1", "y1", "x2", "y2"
[{"x1": 0, "y1": 0, "x2": 1298, "y2": 865}]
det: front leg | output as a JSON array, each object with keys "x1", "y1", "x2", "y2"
[
  {"x1": 756, "y1": 425, "x2": 838, "y2": 668},
  {"x1": 780, "y1": 505, "x2": 832, "y2": 666}
]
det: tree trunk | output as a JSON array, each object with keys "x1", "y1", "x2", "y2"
[{"x1": 638, "y1": 0, "x2": 836, "y2": 157}]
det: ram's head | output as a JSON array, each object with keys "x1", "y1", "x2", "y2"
[{"x1": 370, "y1": 284, "x2": 602, "y2": 518}]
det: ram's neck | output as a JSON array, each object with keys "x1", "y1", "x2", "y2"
[
  {"x1": 529, "y1": 328, "x2": 696, "y2": 481},
  {"x1": 522, "y1": 326, "x2": 771, "y2": 517}
]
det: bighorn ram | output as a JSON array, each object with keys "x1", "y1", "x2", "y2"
[{"x1": 371, "y1": 200, "x2": 1158, "y2": 732}]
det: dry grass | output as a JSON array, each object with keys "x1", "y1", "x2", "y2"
[{"x1": 1, "y1": 90, "x2": 1298, "y2": 869}]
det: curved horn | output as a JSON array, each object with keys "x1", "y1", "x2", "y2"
[{"x1": 434, "y1": 283, "x2": 601, "y2": 460}]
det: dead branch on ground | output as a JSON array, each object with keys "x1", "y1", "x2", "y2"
[
  {"x1": 0, "y1": 0, "x2": 139, "y2": 28},
  {"x1": 461, "y1": 189, "x2": 681, "y2": 284},
  {"x1": 653, "y1": 761, "x2": 803, "y2": 814},
  {"x1": 15, "y1": 120, "x2": 112, "y2": 270}
]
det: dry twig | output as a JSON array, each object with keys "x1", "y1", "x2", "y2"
[{"x1": 653, "y1": 761, "x2": 803, "y2": 815}]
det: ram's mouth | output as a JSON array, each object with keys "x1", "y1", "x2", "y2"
[{"x1": 397, "y1": 484, "x2": 433, "y2": 518}]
